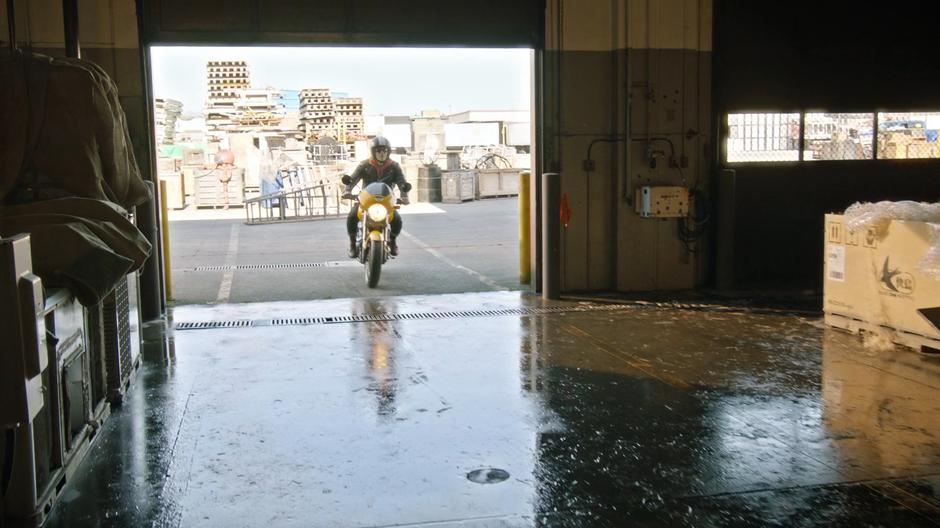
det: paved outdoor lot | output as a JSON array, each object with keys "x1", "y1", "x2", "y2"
[{"x1": 167, "y1": 198, "x2": 525, "y2": 304}]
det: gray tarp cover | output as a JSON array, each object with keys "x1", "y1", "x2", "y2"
[
  {"x1": 1, "y1": 50, "x2": 151, "y2": 208},
  {"x1": 0, "y1": 51, "x2": 153, "y2": 305},
  {"x1": 0, "y1": 198, "x2": 152, "y2": 306}
]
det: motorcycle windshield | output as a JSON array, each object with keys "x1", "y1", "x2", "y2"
[{"x1": 363, "y1": 182, "x2": 392, "y2": 197}]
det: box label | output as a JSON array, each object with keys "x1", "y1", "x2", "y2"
[
  {"x1": 827, "y1": 244, "x2": 845, "y2": 282},
  {"x1": 827, "y1": 222, "x2": 843, "y2": 243},
  {"x1": 845, "y1": 229, "x2": 859, "y2": 246},
  {"x1": 862, "y1": 227, "x2": 878, "y2": 248},
  {"x1": 878, "y1": 256, "x2": 915, "y2": 296}
]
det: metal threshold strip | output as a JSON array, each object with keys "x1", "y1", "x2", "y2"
[{"x1": 175, "y1": 303, "x2": 634, "y2": 330}]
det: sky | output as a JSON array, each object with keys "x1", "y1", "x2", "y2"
[{"x1": 150, "y1": 46, "x2": 531, "y2": 117}]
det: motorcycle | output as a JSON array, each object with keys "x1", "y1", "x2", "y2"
[{"x1": 341, "y1": 175, "x2": 411, "y2": 288}]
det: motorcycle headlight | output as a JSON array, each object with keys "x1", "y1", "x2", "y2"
[{"x1": 367, "y1": 203, "x2": 388, "y2": 223}]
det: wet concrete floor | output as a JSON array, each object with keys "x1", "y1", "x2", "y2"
[{"x1": 45, "y1": 292, "x2": 940, "y2": 526}]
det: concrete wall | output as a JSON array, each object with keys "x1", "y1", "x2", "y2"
[{"x1": 543, "y1": 0, "x2": 712, "y2": 292}]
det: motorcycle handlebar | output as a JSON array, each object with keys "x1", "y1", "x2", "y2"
[{"x1": 342, "y1": 190, "x2": 408, "y2": 203}]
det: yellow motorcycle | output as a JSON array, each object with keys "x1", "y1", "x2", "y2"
[{"x1": 341, "y1": 176, "x2": 410, "y2": 288}]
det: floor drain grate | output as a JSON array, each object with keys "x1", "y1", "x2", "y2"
[
  {"x1": 264, "y1": 317, "x2": 326, "y2": 326},
  {"x1": 175, "y1": 304, "x2": 634, "y2": 331},
  {"x1": 175, "y1": 320, "x2": 253, "y2": 330},
  {"x1": 191, "y1": 261, "x2": 356, "y2": 272}
]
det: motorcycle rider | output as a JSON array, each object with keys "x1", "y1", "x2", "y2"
[{"x1": 343, "y1": 136, "x2": 411, "y2": 258}]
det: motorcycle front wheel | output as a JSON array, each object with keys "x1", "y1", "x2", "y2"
[{"x1": 366, "y1": 239, "x2": 383, "y2": 288}]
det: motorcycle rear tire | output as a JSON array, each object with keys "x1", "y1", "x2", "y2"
[{"x1": 366, "y1": 239, "x2": 383, "y2": 288}]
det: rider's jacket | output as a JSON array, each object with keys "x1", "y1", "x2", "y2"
[{"x1": 347, "y1": 158, "x2": 408, "y2": 190}]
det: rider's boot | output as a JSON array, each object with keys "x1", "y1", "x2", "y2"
[
  {"x1": 348, "y1": 237, "x2": 359, "y2": 258},
  {"x1": 388, "y1": 235, "x2": 399, "y2": 257}
]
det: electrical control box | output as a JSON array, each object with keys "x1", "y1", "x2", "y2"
[{"x1": 635, "y1": 186, "x2": 689, "y2": 218}]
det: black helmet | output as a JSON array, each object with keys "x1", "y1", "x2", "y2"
[{"x1": 370, "y1": 136, "x2": 391, "y2": 157}]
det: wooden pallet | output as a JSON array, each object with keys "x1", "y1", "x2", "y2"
[
  {"x1": 825, "y1": 311, "x2": 940, "y2": 354},
  {"x1": 442, "y1": 196, "x2": 474, "y2": 204},
  {"x1": 476, "y1": 193, "x2": 519, "y2": 199}
]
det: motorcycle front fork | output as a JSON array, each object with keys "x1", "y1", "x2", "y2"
[
  {"x1": 357, "y1": 223, "x2": 388, "y2": 262},
  {"x1": 356, "y1": 224, "x2": 364, "y2": 262}
]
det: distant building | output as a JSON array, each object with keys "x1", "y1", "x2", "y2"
[
  {"x1": 380, "y1": 115, "x2": 414, "y2": 149},
  {"x1": 411, "y1": 109, "x2": 444, "y2": 156},
  {"x1": 366, "y1": 109, "x2": 530, "y2": 153},
  {"x1": 445, "y1": 110, "x2": 529, "y2": 124},
  {"x1": 446, "y1": 109, "x2": 530, "y2": 148}
]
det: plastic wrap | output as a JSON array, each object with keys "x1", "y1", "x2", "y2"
[
  {"x1": 843, "y1": 200, "x2": 940, "y2": 234},
  {"x1": 843, "y1": 200, "x2": 940, "y2": 279}
]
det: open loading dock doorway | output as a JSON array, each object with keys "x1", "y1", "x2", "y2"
[
  {"x1": 138, "y1": 1, "x2": 546, "y2": 308},
  {"x1": 148, "y1": 45, "x2": 535, "y2": 303}
]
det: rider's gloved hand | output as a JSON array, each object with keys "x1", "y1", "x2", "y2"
[
  {"x1": 398, "y1": 192, "x2": 410, "y2": 205},
  {"x1": 342, "y1": 186, "x2": 356, "y2": 200}
]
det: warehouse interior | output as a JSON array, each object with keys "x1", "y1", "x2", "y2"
[{"x1": 3, "y1": 1, "x2": 940, "y2": 526}]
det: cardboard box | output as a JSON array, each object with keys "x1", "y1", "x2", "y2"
[
  {"x1": 823, "y1": 213, "x2": 940, "y2": 352},
  {"x1": 158, "y1": 173, "x2": 185, "y2": 210}
]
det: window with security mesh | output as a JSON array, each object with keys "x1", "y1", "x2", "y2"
[
  {"x1": 804, "y1": 113, "x2": 873, "y2": 160},
  {"x1": 725, "y1": 111, "x2": 940, "y2": 162},
  {"x1": 726, "y1": 113, "x2": 800, "y2": 162},
  {"x1": 877, "y1": 112, "x2": 940, "y2": 159}
]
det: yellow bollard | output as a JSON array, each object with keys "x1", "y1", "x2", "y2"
[
  {"x1": 519, "y1": 170, "x2": 531, "y2": 284},
  {"x1": 159, "y1": 179, "x2": 172, "y2": 301}
]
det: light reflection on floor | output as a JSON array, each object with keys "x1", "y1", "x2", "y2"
[{"x1": 44, "y1": 292, "x2": 940, "y2": 527}]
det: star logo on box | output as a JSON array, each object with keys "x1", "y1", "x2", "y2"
[{"x1": 880, "y1": 256, "x2": 914, "y2": 295}]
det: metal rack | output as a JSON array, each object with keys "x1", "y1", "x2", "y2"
[
  {"x1": 1, "y1": 237, "x2": 111, "y2": 527},
  {"x1": 245, "y1": 180, "x2": 349, "y2": 224},
  {"x1": 98, "y1": 272, "x2": 143, "y2": 403}
]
